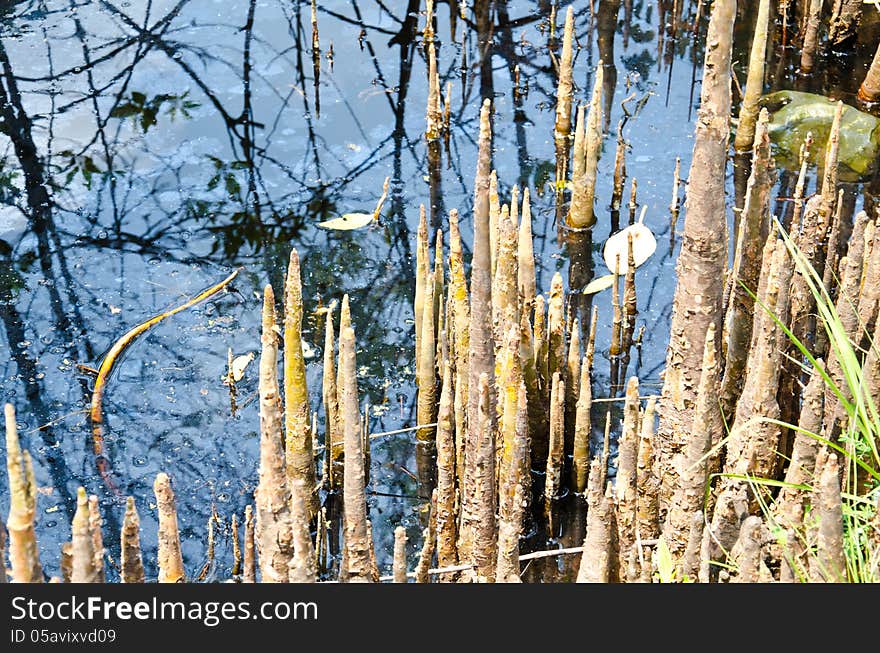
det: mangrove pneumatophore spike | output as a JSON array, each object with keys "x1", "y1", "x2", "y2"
[
  {"x1": 426, "y1": 32, "x2": 442, "y2": 141},
  {"x1": 415, "y1": 491, "x2": 438, "y2": 584},
  {"x1": 461, "y1": 373, "x2": 497, "y2": 581},
  {"x1": 243, "y1": 505, "x2": 256, "y2": 583},
  {"x1": 448, "y1": 208, "x2": 470, "y2": 401},
  {"x1": 417, "y1": 258, "x2": 437, "y2": 450},
  {"x1": 340, "y1": 323, "x2": 372, "y2": 582},
  {"x1": 5, "y1": 403, "x2": 42, "y2": 583},
  {"x1": 518, "y1": 188, "x2": 537, "y2": 312},
  {"x1": 733, "y1": 0, "x2": 770, "y2": 152},
  {"x1": 830, "y1": 0, "x2": 864, "y2": 46},
  {"x1": 664, "y1": 323, "x2": 719, "y2": 565},
  {"x1": 71, "y1": 488, "x2": 99, "y2": 583},
  {"x1": 564, "y1": 319, "x2": 581, "y2": 443},
  {"x1": 799, "y1": 0, "x2": 824, "y2": 74},
  {"x1": 657, "y1": 0, "x2": 733, "y2": 519},
  {"x1": 547, "y1": 272, "x2": 565, "y2": 389},
  {"x1": 284, "y1": 249, "x2": 318, "y2": 520},
  {"x1": 729, "y1": 516, "x2": 765, "y2": 583},
  {"x1": 496, "y1": 382, "x2": 528, "y2": 584},
  {"x1": 415, "y1": 205, "x2": 429, "y2": 379},
  {"x1": 615, "y1": 377, "x2": 640, "y2": 578},
  {"x1": 120, "y1": 497, "x2": 144, "y2": 583},
  {"x1": 463, "y1": 100, "x2": 495, "y2": 569},
  {"x1": 0, "y1": 513, "x2": 6, "y2": 583},
  {"x1": 492, "y1": 206, "x2": 520, "y2": 351},
  {"x1": 567, "y1": 63, "x2": 605, "y2": 229},
  {"x1": 572, "y1": 355, "x2": 592, "y2": 494},
  {"x1": 772, "y1": 364, "x2": 824, "y2": 532},
  {"x1": 88, "y1": 494, "x2": 105, "y2": 583},
  {"x1": 611, "y1": 122, "x2": 627, "y2": 212},
  {"x1": 288, "y1": 478, "x2": 317, "y2": 583},
  {"x1": 726, "y1": 236, "x2": 792, "y2": 481},
  {"x1": 323, "y1": 305, "x2": 342, "y2": 489},
  {"x1": 859, "y1": 40, "x2": 880, "y2": 103},
  {"x1": 577, "y1": 467, "x2": 618, "y2": 583},
  {"x1": 544, "y1": 372, "x2": 565, "y2": 507},
  {"x1": 256, "y1": 284, "x2": 294, "y2": 582},
  {"x1": 392, "y1": 525, "x2": 408, "y2": 583},
  {"x1": 812, "y1": 451, "x2": 847, "y2": 582},
  {"x1": 490, "y1": 171, "x2": 500, "y2": 275},
  {"x1": 636, "y1": 397, "x2": 660, "y2": 542},
  {"x1": 554, "y1": 5, "x2": 575, "y2": 186},
  {"x1": 154, "y1": 473, "x2": 185, "y2": 583},
  {"x1": 722, "y1": 109, "x2": 775, "y2": 419},
  {"x1": 436, "y1": 364, "x2": 458, "y2": 579}
]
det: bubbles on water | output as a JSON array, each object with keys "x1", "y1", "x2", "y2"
[{"x1": 132, "y1": 455, "x2": 148, "y2": 468}]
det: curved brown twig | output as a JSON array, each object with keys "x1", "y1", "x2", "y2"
[{"x1": 90, "y1": 268, "x2": 241, "y2": 492}]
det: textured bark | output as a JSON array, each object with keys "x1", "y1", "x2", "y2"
[
  {"x1": 462, "y1": 100, "x2": 495, "y2": 567},
  {"x1": 154, "y1": 473, "x2": 185, "y2": 583},
  {"x1": 496, "y1": 383, "x2": 528, "y2": 584},
  {"x1": 636, "y1": 397, "x2": 660, "y2": 542},
  {"x1": 520, "y1": 310, "x2": 545, "y2": 469},
  {"x1": 572, "y1": 355, "x2": 592, "y2": 493},
  {"x1": 577, "y1": 465, "x2": 618, "y2": 583},
  {"x1": 829, "y1": 0, "x2": 863, "y2": 46},
  {"x1": 490, "y1": 171, "x2": 500, "y2": 275},
  {"x1": 825, "y1": 212, "x2": 871, "y2": 436},
  {"x1": 340, "y1": 323, "x2": 372, "y2": 582},
  {"x1": 284, "y1": 250, "x2": 318, "y2": 519},
  {"x1": 722, "y1": 111, "x2": 775, "y2": 419},
  {"x1": 288, "y1": 478, "x2": 316, "y2": 583},
  {"x1": 323, "y1": 307, "x2": 342, "y2": 489},
  {"x1": 435, "y1": 364, "x2": 458, "y2": 577},
  {"x1": 88, "y1": 495, "x2": 105, "y2": 583},
  {"x1": 243, "y1": 505, "x2": 256, "y2": 583},
  {"x1": 71, "y1": 488, "x2": 99, "y2": 583},
  {"x1": 725, "y1": 237, "x2": 792, "y2": 480},
  {"x1": 255, "y1": 285, "x2": 294, "y2": 582},
  {"x1": 859, "y1": 41, "x2": 880, "y2": 103},
  {"x1": 448, "y1": 209, "x2": 469, "y2": 432},
  {"x1": 812, "y1": 451, "x2": 847, "y2": 582},
  {"x1": 665, "y1": 323, "x2": 720, "y2": 564},
  {"x1": 417, "y1": 263, "x2": 437, "y2": 445},
  {"x1": 4, "y1": 403, "x2": 42, "y2": 583},
  {"x1": 564, "y1": 320, "x2": 581, "y2": 444},
  {"x1": 415, "y1": 205, "x2": 429, "y2": 379},
  {"x1": 568, "y1": 65, "x2": 604, "y2": 229},
  {"x1": 461, "y1": 374, "x2": 497, "y2": 581},
  {"x1": 657, "y1": 0, "x2": 734, "y2": 517},
  {"x1": 518, "y1": 188, "x2": 536, "y2": 313},
  {"x1": 553, "y1": 6, "x2": 575, "y2": 151},
  {"x1": 425, "y1": 37, "x2": 442, "y2": 140},
  {"x1": 392, "y1": 526, "x2": 408, "y2": 583},
  {"x1": 547, "y1": 273, "x2": 566, "y2": 387},
  {"x1": 729, "y1": 516, "x2": 765, "y2": 583},
  {"x1": 492, "y1": 206, "x2": 520, "y2": 354},
  {"x1": 733, "y1": 0, "x2": 770, "y2": 152},
  {"x1": 706, "y1": 480, "x2": 749, "y2": 569},
  {"x1": 773, "y1": 365, "x2": 824, "y2": 531},
  {"x1": 799, "y1": 0, "x2": 824, "y2": 74},
  {"x1": 544, "y1": 373, "x2": 565, "y2": 502},
  {"x1": 415, "y1": 491, "x2": 438, "y2": 584},
  {"x1": 615, "y1": 377, "x2": 640, "y2": 575},
  {"x1": 680, "y1": 511, "x2": 705, "y2": 581}
]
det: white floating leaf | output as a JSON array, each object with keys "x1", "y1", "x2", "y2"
[
  {"x1": 317, "y1": 212, "x2": 375, "y2": 230},
  {"x1": 230, "y1": 352, "x2": 255, "y2": 382},
  {"x1": 581, "y1": 273, "x2": 616, "y2": 295},
  {"x1": 302, "y1": 340, "x2": 316, "y2": 360},
  {"x1": 602, "y1": 213, "x2": 657, "y2": 274}
]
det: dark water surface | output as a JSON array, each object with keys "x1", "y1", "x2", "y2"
[{"x1": 0, "y1": 0, "x2": 878, "y2": 581}]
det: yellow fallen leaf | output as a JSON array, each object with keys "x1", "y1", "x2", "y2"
[
  {"x1": 230, "y1": 352, "x2": 254, "y2": 382},
  {"x1": 581, "y1": 274, "x2": 616, "y2": 295},
  {"x1": 602, "y1": 207, "x2": 656, "y2": 274},
  {"x1": 317, "y1": 212, "x2": 375, "y2": 230}
]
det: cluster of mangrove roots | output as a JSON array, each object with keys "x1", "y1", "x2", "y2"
[{"x1": 4, "y1": 0, "x2": 880, "y2": 584}]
